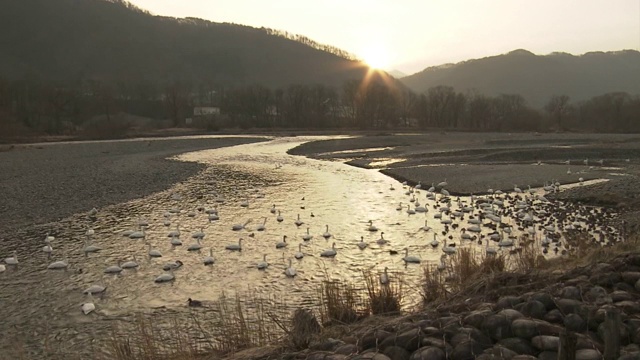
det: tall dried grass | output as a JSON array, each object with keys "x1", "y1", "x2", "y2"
[{"x1": 363, "y1": 270, "x2": 403, "y2": 316}]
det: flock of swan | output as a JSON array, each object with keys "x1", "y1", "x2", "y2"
[{"x1": 1, "y1": 159, "x2": 621, "y2": 315}]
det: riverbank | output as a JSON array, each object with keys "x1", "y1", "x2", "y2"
[{"x1": 0, "y1": 136, "x2": 267, "y2": 234}]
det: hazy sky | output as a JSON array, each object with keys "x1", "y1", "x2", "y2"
[{"x1": 129, "y1": 0, "x2": 640, "y2": 74}]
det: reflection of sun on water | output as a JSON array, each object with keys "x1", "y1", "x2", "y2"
[{"x1": 361, "y1": 44, "x2": 390, "y2": 70}]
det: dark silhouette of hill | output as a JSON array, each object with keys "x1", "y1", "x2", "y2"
[
  {"x1": 0, "y1": 0, "x2": 368, "y2": 87},
  {"x1": 400, "y1": 49, "x2": 640, "y2": 107}
]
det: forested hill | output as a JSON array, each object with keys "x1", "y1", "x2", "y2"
[
  {"x1": 400, "y1": 49, "x2": 640, "y2": 108},
  {"x1": 0, "y1": 0, "x2": 368, "y2": 87}
]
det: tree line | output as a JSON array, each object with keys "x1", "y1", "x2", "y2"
[{"x1": 1, "y1": 75, "x2": 639, "y2": 139}]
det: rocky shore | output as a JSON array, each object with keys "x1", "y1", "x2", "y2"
[{"x1": 257, "y1": 252, "x2": 640, "y2": 360}]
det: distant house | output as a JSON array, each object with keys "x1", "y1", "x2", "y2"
[{"x1": 193, "y1": 107, "x2": 220, "y2": 116}]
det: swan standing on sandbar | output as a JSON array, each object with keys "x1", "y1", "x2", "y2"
[
  {"x1": 226, "y1": 238, "x2": 243, "y2": 251},
  {"x1": 170, "y1": 235, "x2": 182, "y2": 246},
  {"x1": 321, "y1": 243, "x2": 337, "y2": 257},
  {"x1": 284, "y1": 259, "x2": 297, "y2": 277}
]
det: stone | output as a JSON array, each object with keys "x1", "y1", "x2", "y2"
[
  {"x1": 511, "y1": 355, "x2": 537, "y2": 360},
  {"x1": 619, "y1": 354, "x2": 640, "y2": 360},
  {"x1": 556, "y1": 298, "x2": 583, "y2": 314},
  {"x1": 530, "y1": 293, "x2": 555, "y2": 311},
  {"x1": 586, "y1": 286, "x2": 608, "y2": 302},
  {"x1": 307, "y1": 351, "x2": 333, "y2": 360},
  {"x1": 360, "y1": 330, "x2": 392, "y2": 351},
  {"x1": 615, "y1": 282, "x2": 636, "y2": 293},
  {"x1": 616, "y1": 301, "x2": 640, "y2": 314},
  {"x1": 459, "y1": 326, "x2": 493, "y2": 349},
  {"x1": 560, "y1": 286, "x2": 582, "y2": 300},
  {"x1": 593, "y1": 263, "x2": 614, "y2": 273},
  {"x1": 380, "y1": 328, "x2": 422, "y2": 352},
  {"x1": 485, "y1": 345, "x2": 518, "y2": 360},
  {"x1": 623, "y1": 343, "x2": 640, "y2": 354},
  {"x1": 496, "y1": 296, "x2": 523, "y2": 310},
  {"x1": 409, "y1": 346, "x2": 446, "y2": 360},
  {"x1": 531, "y1": 336, "x2": 559, "y2": 351},
  {"x1": 497, "y1": 337, "x2": 536, "y2": 355},
  {"x1": 482, "y1": 314, "x2": 513, "y2": 341},
  {"x1": 519, "y1": 300, "x2": 547, "y2": 319},
  {"x1": 335, "y1": 344, "x2": 358, "y2": 355},
  {"x1": 611, "y1": 291, "x2": 634, "y2": 302},
  {"x1": 590, "y1": 272, "x2": 622, "y2": 288},
  {"x1": 575, "y1": 349, "x2": 603, "y2": 360},
  {"x1": 383, "y1": 345, "x2": 411, "y2": 360},
  {"x1": 511, "y1": 319, "x2": 540, "y2": 339},
  {"x1": 352, "y1": 353, "x2": 392, "y2": 360},
  {"x1": 498, "y1": 309, "x2": 525, "y2": 322},
  {"x1": 421, "y1": 326, "x2": 442, "y2": 337},
  {"x1": 464, "y1": 310, "x2": 491, "y2": 329},
  {"x1": 635, "y1": 278, "x2": 640, "y2": 292},
  {"x1": 450, "y1": 340, "x2": 484, "y2": 360},
  {"x1": 310, "y1": 338, "x2": 344, "y2": 351},
  {"x1": 564, "y1": 313, "x2": 587, "y2": 332},
  {"x1": 537, "y1": 351, "x2": 557, "y2": 360},
  {"x1": 326, "y1": 355, "x2": 348, "y2": 360},
  {"x1": 435, "y1": 316, "x2": 460, "y2": 328},
  {"x1": 543, "y1": 309, "x2": 564, "y2": 324},
  {"x1": 420, "y1": 337, "x2": 451, "y2": 353}
]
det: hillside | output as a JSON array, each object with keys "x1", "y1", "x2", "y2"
[
  {"x1": 400, "y1": 49, "x2": 640, "y2": 108},
  {"x1": 0, "y1": 0, "x2": 368, "y2": 87}
]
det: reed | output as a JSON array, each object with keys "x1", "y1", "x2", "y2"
[
  {"x1": 363, "y1": 270, "x2": 403, "y2": 316},
  {"x1": 317, "y1": 280, "x2": 364, "y2": 325}
]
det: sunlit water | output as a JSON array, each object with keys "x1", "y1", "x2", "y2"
[{"x1": 0, "y1": 136, "x2": 621, "y2": 355}]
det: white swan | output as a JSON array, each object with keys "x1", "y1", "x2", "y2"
[
  {"x1": 155, "y1": 269, "x2": 175, "y2": 283},
  {"x1": 45, "y1": 233, "x2": 55, "y2": 242},
  {"x1": 376, "y1": 232, "x2": 388, "y2": 245},
  {"x1": 83, "y1": 237, "x2": 102, "y2": 254},
  {"x1": 284, "y1": 259, "x2": 297, "y2": 277},
  {"x1": 256, "y1": 218, "x2": 267, "y2": 231},
  {"x1": 380, "y1": 267, "x2": 390, "y2": 285},
  {"x1": 437, "y1": 254, "x2": 447, "y2": 272},
  {"x1": 396, "y1": 202, "x2": 403, "y2": 211},
  {"x1": 257, "y1": 254, "x2": 269, "y2": 270},
  {"x1": 104, "y1": 261, "x2": 123, "y2": 274},
  {"x1": 187, "y1": 238, "x2": 202, "y2": 251},
  {"x1": 225, "y1": 238, "x2": 243, "y2": 251},
  {"x1": 276, "y1": 235, "x2": 288, "y2": 249},
  {"x1": 421, "y1": 220, "x2": 432, "y2": 232},
  {"x1": 302, "y1": 228, "x2": 313, "y2": 241},
  {"x1": 430, "y1": 233, "x2": 439, "y2": 248},
  {"x1": 320, "y1": 243, "x2": 337, "y2": 257},
  {"x1": 203, "y1": 249, "x2": 215, "y2": 265},
  {"x1": 47, "y1": 259, "x2": 69, "y2": 270},
  {"x1": 437, "y1": 179, "x2": 448, "y2": 188},
  {"x1": 170, "y1": 235, "x2": 182, "y2": 246},
  {"x1": 129, "y1": 227, "x2": 145, "y2": 239},
  {"x1": 276, "y1": 211, "x2": 284, "y2": 222},
  {"x1": 192, "y1": 227, "x2": 205, "y2": 239},
  {"x1": 295, "y1": 214, "x2": 304, "y2": 227},
  {"x1": 81, "y1": 294, "x2": 96, "y2": 315},
  {"x1": 322, "y1": 225, "x2": 332, "y2": 239},
  {"x1": 147, "y1": 244, "x2": 162, "y2": 258},
  {"x1": 232, "y1": 219, "x2": 251, "y2": 231},
  {"x1": 442, "y1": 239, "x2": 457, "y2": 255},
  {"x1": 5, "y1": 251, "x2": 18, "y2": 265},
  {"x1": 295, "y1": 244, "x2": 304, "y2": 259},
  {"x1": 403, "y1": 248, "x2": 421, "y2": 263},
  {"x1": 486, "y1": 239, "x2": 498, "y2": 255},
  {"x1": 83, "y1": 283, "x2": 107, "y2": 295},
  {"x1": 270, "y1": 204, "x2": 277, "y2": 214},
  {"x1": 357, "y1": 236, "x2": 368, "y2": 250},
  {"x1": 121, "y1": 256, "x2": 139, "y2": 269},
  {"x1": 406, "y1": 205, "x2": 416, "y2": 215},
  {"x1": 367, "y1": 220, "x2": 378, "y2": 232},
  {"x1": 208, "y1": 213, "x2": 220, "y2": 221},
  {"x1": 42, "y1": 242, "x2": 53, "y2": 254}
]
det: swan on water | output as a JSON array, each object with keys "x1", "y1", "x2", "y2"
[
  {"x1": 276, "y1": 235, "x2": 288, "y2": 249},
  {"x1": 256, "y1": 218, "x2": 267, "y2": 231},
  {"x1": 376, "y1": 232, "x2": 388, "y2": 245},
  {"x1": 276, "y1": 211, "x2": 284, "y2": 222},
  {"x1": 203, "y1": 249, "x2": 215, "y2": 265},
  {"x1": 442, "y1": 239, "x2": 456, "y2": 255},
  {"x1": 284, "y1": 259, "x2": 297, "y2": 277},
  {"x1": 83, "y1": 283, "x2": 107, "y2": 295},
  {"x1": 406, "y1": 205, "x2": 416, "y2": 215},
  {"x1": 403, "y1": 248, "x2": 421, "y2": 263},
  {"x1": 187, "y1": 238, "x2": 203, "y2": 251},
  {"x1": 430, "y1": 234, "x2": 439, "y2": 248},
  {"x1": 294, "y1": 244, "x2": 305, "y2": 259},
  {"x1": 155, "y1": 269, "x2": 175, "y2": 283},
  {"x1": 380, "y1": 267, "x2": 390, "y2": 285},
  {"x1": 302, "y1": 228, "x2": 313, "y2": 241},
  {"x1": 295, "y1": 214, "x2": 304, "y2": 227},
  {"x1": 147, "y1": 244, "x2": 162, "y2": 258},
  {"x1": 170, "y1": 235, "x2": 182, "y2": 246},
  {"x1": 322, "y1": 225, "x2": 332, "y2": 239},
  {"x1": 162, "y1": 260, "x2": 184, "y2": 271},
  {"x1": 270, "y1": 204, "x2": 277, "y2": 214},
  {"x1": 437, "y1": 254, "x2": 447, "y2": 272},
  {"x1": 192, "y1": 227, "x2": 205, "y2": 239},
  {"x1": 396, "y1": 202, "x2": 403, "y2": 211},
  {"x1": 320, "y1": 243, "x2": 337, "y2": 257},
  {"x1": 42, "y1": 241, "x2": 53, "y2": 254},
  {"x1": 129, "y1": 227, "x2": 145, "y2": 239},
  {"x1": 104, "y1": 261, "x2": 123, "y2": 274},
  {"x1": 121, "y1": 256, "x2": 139, "y2": 269},
  {"x1": 257, "y1": 254, "x2": 269, "y2": 270},
  {"x1": 83, "y1": 237, "x2": 102, "y2": 254},
  {"x1": 232, "y1": 219, "x2": 251, "y2": 231},
  {"x1": 81, "y1": 294, "x2": 96, "y2": 315},
  {"x1": 45, "y1": 233, "x2": 55, "y2": 243},
  {"x1": 208, "y1": 213, "x2": 220, "y2": 221},
  {"x1": 225, "y1": 238, "x2": 243, "y2": 251},
  {"x1": 367, "y1": 220, "x2": 378, "y2": 232},
  {"x1": 421, "y1": 220, "x2": 432, "y2": 232},
  {"x1": 486, "y1": 239, "x2": 498, "y2": 255},
  {"x1": 5, "y1": 251, "x2": 18, "y2": 265},
  {"x1": 47, "y1": 259, "x2": 69, "y2": 270},
  {"x1": 357, "y1": 236, "x2": 368, "y2": 250}
]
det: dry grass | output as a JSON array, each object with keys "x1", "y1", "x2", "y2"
[
  {"x1": 363, "y1": 270, "x2": 403, "y2": 316},
  {"x1": 318, "y1": 280, "x2": 366, "y2": 325}
]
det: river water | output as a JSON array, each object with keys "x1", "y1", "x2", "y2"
[{"x1": 0, "y1": 136, "x2": 620, "y2": 357}]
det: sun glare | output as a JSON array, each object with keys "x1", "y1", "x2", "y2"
[{"x1": 361, "y1": 45, "x2": 390, "y2": 70}]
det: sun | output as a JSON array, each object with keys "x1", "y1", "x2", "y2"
[{"x1": 361, "y1": 44, "x2": 390, "y2": 70}]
